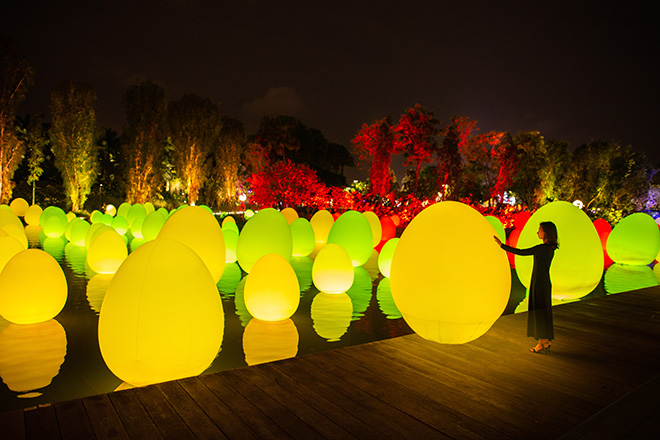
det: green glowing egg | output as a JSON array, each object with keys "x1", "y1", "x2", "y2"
[
  {"x1": 312, "y1": 243, "x2": 354, "y2": 294},
  {"x1": 606, "y1": 213, "x2": 660, "y2": 265},
  {"x1": 142, "y1": 211, "x2": 167, "y2": 241},
  {"x1": 605, "y1": 263, "x2": 658, "y2": 295},
  {"x1": 111, "y1": 216, "x2": 129, "y2": 235},
  {"x1": 130, "y1": 216, "x2": 145, "y2": 239},
  {"x1": 378, "y1": 238, "x2": 399, "y2": 278},
  {"x1": 157, "y1": 206, "x2": 226, "y2": 283},
  {"x1": 327, "y1": 210, "x2": 373, "y2": 267},
  {"x1": 117, "y1": 203, "x2": 131, "y2": 219},
  {"x1": 90, "y1": 210, "x2": 104, "y2": 224},
  {"x1": 516, "y1": 201, "x2": 603, "y2": 301},
  {"x1": 485, "y1": 216, "x2": 506, "y2": 242},
  {"x1": 144, "y1": 202, "x2": 155, "y2": 215},
  {"x1": 223, "y1": 229, "x2": 239, "y2": 263},
  {"x1": 236, "y1": 208, "x2": 291, "y2": 273},
  {"x1": 309, "y1": 210, "x2": 334, "y2": 245},
  {"x1": 127, "y1": 203, "x2": 147, "y2": 227},
  {"x1": 222, "y1": 221, "x2": 239, "y2": 235},
  {"x1": 290, "y1": 218, "x2": 315, "y2": 257},
  {"x1": 42, "y1": 208, "x2": 68, "y2": 238},
  {"x1": 69, "y1": 219, "x2": 91, "y2": 247}
]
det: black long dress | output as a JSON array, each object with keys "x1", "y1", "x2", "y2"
[{"x1": 501, "y1": 243, "x2": 555, "y2": 340}]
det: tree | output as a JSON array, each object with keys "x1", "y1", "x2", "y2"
[
  {"x1": 167, "y1": 94, "x2": 220, "y2": 205},
  {"x1": 246, "y1": 159, "x2": 327, "y2": 208},
  {"x1": 437, "y1": 116, "x2": 474, "y2": 200},
  {"x1": 17, "y1": 115, "x2": 47, "y2": 205},
  {"x1": 49, "y1": 81, "x2": 99, "y2": 212},
  {"x1": 351, "y1": 117, "x2": 395, "y2": 197},
  {"x1": 122, "y1": 79, "x2": 167, "y2": 204},
  {"x1": 509, "y1": 131, "x2": 548, "y2": 209},
  {"x1": 393, "y1": 104, "x2": 441, "y2": 194},
  {"x1": 0, "y1": 38, "x2": 34, "y2": 203},
  {"x1": 488, "y1": 132, "x2": 519, "y2": 203},
  {"x1": 213, "y1": 115, "x2": 245, "y2": 204},
  {"x1": 255, "y1": 115, "x2": 302, "y2": 161}
]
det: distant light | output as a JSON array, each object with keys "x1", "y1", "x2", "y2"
[
  {"x1": 238, "y1": 194, "x2": 247, "y2": 202},
  {"x1": 573, "y1": 200, "x2": 584, "y2": 209}
]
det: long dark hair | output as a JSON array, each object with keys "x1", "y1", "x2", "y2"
[{"x1": 540, "y1": 221, "x2": 559, "y2": 249}]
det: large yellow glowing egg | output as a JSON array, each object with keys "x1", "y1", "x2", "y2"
[
  {"x1": 0, "y1": 319, "x2": 67, "y2": 396},
  {"x1": 378, "y1": 238, "x2": 399, "y2": 278},
  {"x1": 327, "y1": 210, "x2": 373, "y2": 267},
  {"x1": 243, "y1": 318, "x2": 299, "y2": 366},
  {"x1": 9, "y1": 198, "x2": 29, "y2": 217},
  {"x1": 98, "y1": 238, "x2": 224, "y2": 387},
  {"x1": 157, "y1": 206, "x2": 226, "y2": 282},
  {"x1": 236, "y1": 208, "x2": 292, "y2": 273},
  {"x1": 312, "y1": 243, "x2": 354, "y2": 293},
  {"x1": 24, "y1": 205, "x2": 43, "y2": 226},
  {"x1": 310, "y1": 292, "x2": 353, "y2": 342},
  {"x1": 1, "y1": 223, "x2": 27, "y2": 249},
  {"x1": 362, "y1": 211, "x2": 382, "y2": 247},
  {"x1": 516, "y1": 201, "x2": 604, "y2": 301},
  {"x1": 85, "y1": 223, "x2": 114, "y2": 249},
  {"x1": 244, "y1": 253, "x2": 300, "y2": 321},
  {"x1": 291, "y1": 218, "x2": 315, "y2": 257},
  {"x1": 0, "y1": 209, "x2": 23, "y2": 229},
  {"x1": 281, "y1": 207, "x2": 299, "y2": 224},
  {"x1": 390, "y1": 201, "x2": 510, "y2": 344},
  {"x1": 0, "y1": 236, "x2": 24, "y2": 272},
  {"x1": 86, "y1": 230, "x2": 128, "y2": 274},
  {"x1": 0, "y1": 249, "x2": 68, "y2": 324},
  {"x1": 310, "y1": 210, "x2": 334, "y2": 245},
  {"x1": 606, "y1": 213, "x2": 660, "y2": 265}
]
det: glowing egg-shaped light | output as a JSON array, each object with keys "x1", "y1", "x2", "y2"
[
  {"x1": 24, "y1": 225, "x2": 42, "y2": 246},
  {"x1": 0, "y1": 209, "x2": 24, "y2": 229},
  {"x1": 327, "y1": 211, "x2": 373, "y2": 267},
  {"x1": 221, "y1": 220, "x2": 239, "y2": 235},
  {"x1": 43, "y1": 209, "x2": 68, "y2": 238},
  {"x1": 222, "y1": 215, "x2": 236, "y2": 226},
  {"x1": 69, "y1": 219, "x2": 91, "y2": 246},
  {"x1": 157, "y1": 206, "x2": 226, "y2": 282},
  {"x1": 244, "y1": 209, "x2": 255, "y2": 219},
  {"x1": 24, "y1": 205, "x2": 43, "y2": 226},
  {"x1": 362, "y1": 211, "x2": 382, "y2": 247},
  {"x1": 0, "y1": 236, "x2": 24, "y2": 272},
  {"x1": 117, "y1": 202, "x2": 131, "y2": 219},
  {"x1": 310, "y1": 292, "x2": 353, "y2": 342},
  {"x1": 310, "y1": 210, "x2": 334, "y2": 245},
  {"x1": 126, "y1": 203, "x2": 147, "y2": 227},
  {"x1": 506, "y1": 228, "x2": 521, "y2": 268},
  {"x1": 514, "y1": 211, "x2": 531, "y2": 229},
  {"x1": 129, "y1": 237, "x2": 146, "y2": 251},
  {"x1": 86, "y1": 230, "x2": 128, "y2": 274},
  {"x1": 380, "y1": 215, "x2": 397, "y2": 243},
  {"x1": 390, "y1": 201, "x2": 510, "y2": 344},
  {"x1": 243, "y1": 318, "x2": 299, "y2": 366},
  {"x1": 236, "y1": 208, "x2": 292, "y2": 273},
  {"x1": 110, "y1": 215, "x2": 129, "y2": 235},
  {"x1": 281, "y1": 207, "x2": 299, "y2": 225},
  {"x1": 105, "y1": 204, "x2": 117, "y2": 216},
  {"x1": 291, "y1": 218, "x2": 315, "y2": 257},
  {"x1": 486, "y1": 216, "x2": 506, "y2": 242},
  {"x1": 85, "y1": 223, "x2": 114, "y2": 249},
  {"x1": 606, "y1": 213, "x2": 660, "y2": 265},
  {"x1": 222, "y1": 228, "x2": 239, "y2": 263},
  {"x1": 98, "y1": 238, "x2": 224, "y2": 387},
  {"x1": 376, "y1": 278, "x2": 402, "y2": 319},
  {"x1": 593, "y1": 218, "x2": 614, "y2": 268},
  {"x1": 9, "y1": 198, "x2": 29, "y2": 217},
  {"x1": 144, "y1": 202, "x2": 155, "y2": 215},
  {"x1": 378, "y1": 238, "x2": 399, "y2": 278},
  {"x1": 130, "y1": 215, "x2": 145, "y2": 238},
  {"x1": 142, "y1": 211, "x2": 167, "y2": 241},
  {"x1": 0, "y1": 249, "x2": 68, "y2": 324},
  {"x1": 516, "y1": 201, "x2": 603, "y2": 301},
  {"x1": 244, "y1": 254, "x2": 300, "y2": 321},
  {"x1": 90, "y1": 210, "x2": 103, "y2": 224},
  {"x1": 1, "y1": 223, "x2": 27, "y2": 249},
  {"x1": 0, "y1": 319, "x2": 67, "y2": 396},
  {"x1": 99, "y1": 213, "x2": 113, "y2": 226},
  {"x1": 605, "y1": 263, "x2": 658, "y2": 295},
  {"x1": 312, "y1": 243, "x2": 354, "y2": 294},
  {"x1": 65, "y1": 211, "x2": 76, "y2": 222}
]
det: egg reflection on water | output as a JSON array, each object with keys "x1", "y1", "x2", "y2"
[
  {"x1": 242, "y1": 318, "x2": 299, "y2": 366},
  {"x1": 390, "y1": 201, "x2": 510, "y2": 344}
]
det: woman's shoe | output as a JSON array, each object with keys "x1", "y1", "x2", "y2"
[{"x1": 530, "y1": 344, "x2": 548, "y2": 354}]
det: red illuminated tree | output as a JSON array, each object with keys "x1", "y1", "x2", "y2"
[
  {"x1": 393, "y1": 104, "x2": 440, "y2": 194},
  {"x1": 351, "y1": 117, "x2": 395, "y2": 197},
  {"x1": 247, "y1": 159, "x2": 328, "y2": 208}
]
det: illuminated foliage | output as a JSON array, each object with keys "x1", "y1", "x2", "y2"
[
  {"x1": 247, "y1": 159, "x2": 328, "y2": 208},
  {"x1": 122, "y1": 80, "x2": 167, "y2": 204},
  {"x1": 351, "y1": 117, "x2": 395, "y2": 197},
  {"x1": 49, "y1": 81, "x2": 99, "y2": 212},
  {"x1": 212, "y1": 116, "x2": 245, "y2": 205},
  {"x1": 0, "y1": 38, "x2": 34, "y2": 204}
]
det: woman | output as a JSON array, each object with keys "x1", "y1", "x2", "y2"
[{"x1": 494, "y1": 221, "x2": 558, "y2": 353}]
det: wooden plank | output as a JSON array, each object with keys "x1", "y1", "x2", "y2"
[
  {"x1": 0, "y1": 409, "x2": 25, "y2": 440},
  {"x1": 53, "y1": 399, "x2": 95, "y2": 440},
  {"x1": 81, "y1": 394, "x2": 130, "y2": 440},
  {"x1": 156, "y1": 380, "x2": 229, "y2": 440},
  {"x1": 219, "y1": 368, "x2": 325, "y2": 440},
  {"x1": 108, "y1": 389, "x2": 163, "y2": 440},
  {"x1": 177, "y1": 376, "x2": 260, "y2": 440},
  {"x1": 199, "y1": 372, "x2": 291, "y2": 440},
  {"x1": 132, "y1": 384, "x2": 196, "y2": 440},
  {"x1": 23, "y1": 405, "x2": 61, "y2": 440}
]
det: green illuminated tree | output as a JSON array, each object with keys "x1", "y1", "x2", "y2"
[
  {"x1": 0, "y1": 38, "x2": 34, "y2": 203},
  {"x1": 49, "y1": 81, "x2": 99, "y2": 212},
  {"x1": 213, "y1": 115, "x2": 245, "y2": 204},
  {"x1": 122, "y1": 79, "x2": 167, "y2": 203},
  {"x1": 167, "y1": 94, "x2": 220, "y2": 205},
  {"x1": 17, "y1": 115, "x2": 47, "y2": 205}
]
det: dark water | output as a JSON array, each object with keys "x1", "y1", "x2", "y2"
[{"x1": 0, "y1": 237, "x2": 657, "y2": 413}]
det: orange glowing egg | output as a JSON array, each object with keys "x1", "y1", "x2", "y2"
[
  {"x1": 9, "y1": 198, "x2": 29, "y2": 217},
  {"x1": 309, "y1": 210, "x2": 334, "y2": 245},
  {"x1": 281, "y1": 207, "x2": 299, "y2": 224}
]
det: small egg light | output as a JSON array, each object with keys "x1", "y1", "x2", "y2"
[
  {"x1": 606, "y1": 212, "x2": 660, "y2": 265},
  {"x1": 377, "y1": 238, "x2": 399, "y2": 278},
  {"x1": 9, "y1": 198, "x2": 29, "y2": 217},
  {"x1": 312, "y1": 243, "x2": 354, "y2": 294},
  {"x1": 236, "y1": 208, "x2": 292, "y2": 273},
  {"x1": 24, "y1": 205, "x2": 43, "y2": 226},
  {"x1": 86, "y1": 229, "x2": 128, "y2": 274},
  {"x1": 70, "y1": 219, "x2": 91, "y2": 246},
  {"x1": 244, "y1": 254, "x2": 300, "y2": 321},
  {"x1": 98, "y1": 238, "x2": 224, "y2": 387},
  {"x1": 310, "y1": 210, "x2": 334, "y2": 245},
  {"x1": 223, "y1": 229, "x2": 239, "y2": 263},
  {"x1": 390, "y1": 201, "x2": 511, "y2": 344},
  {"x1": 327, "y1": 210, "x2": 373, "y2": 266},
  {"x1": 290, "y1": 218, "x2": 315, "y2": 257},
  {"x1": 0, "y1": 249, "x2": 68, "y2": 324},
  {"x1": 281, "y1": 207, "x2": 299, "y2": 224}
]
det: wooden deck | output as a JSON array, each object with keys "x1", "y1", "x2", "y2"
[{"x1": 2, "y1": 286, "x2": 660, "y2": 439}]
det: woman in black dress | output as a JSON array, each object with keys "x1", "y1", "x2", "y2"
[{"x1": 494, "y1": 221, "x2": 558, "y2": 353}]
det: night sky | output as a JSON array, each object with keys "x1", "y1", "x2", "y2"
[{"x1": 2, "y1": 1, "x2": 658, "y2": 180}]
